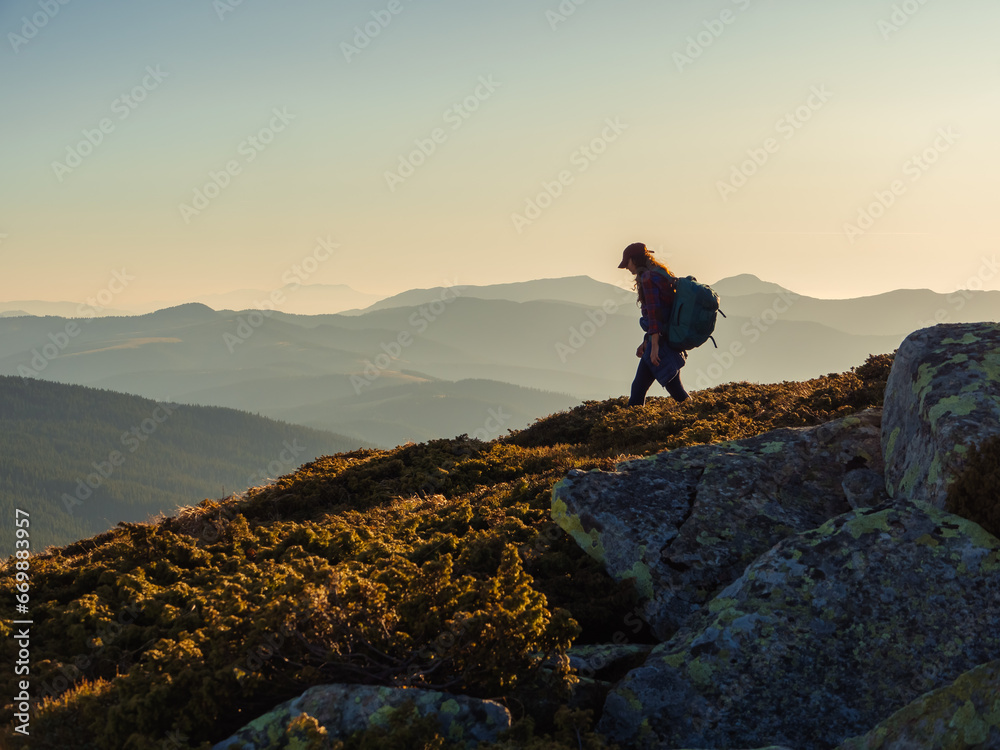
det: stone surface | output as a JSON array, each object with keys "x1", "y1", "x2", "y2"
[
  {"x1": 212, "y1": 683, "x2": 511, "y2": 750},
  {"x1": 566, "y1": 643, "x2": 656, "y2": 680},
  {"x1": 837, "y1": 659, "x2": 1000, "y2": 749},
  {"x1": 551, "y1": 409, "x2": 883, "y2": 639},
  {"x1": 598, "y1": 502, "x2": 1000, "y2": 750},
  {"x1": 882, "y1": 323, "x2": 1000, "y2": 508}
]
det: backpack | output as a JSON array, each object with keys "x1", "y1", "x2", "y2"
[{"x1": 649, "y1": 267, "x2": 725, "y2": 351}]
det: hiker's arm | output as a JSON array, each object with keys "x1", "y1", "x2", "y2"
[
  {"x1": 641, "y1": 274, "x2": 662, "y2": 337},
  {"x1": 650, "y1": 332, "x2": 661, "y2": 366}
]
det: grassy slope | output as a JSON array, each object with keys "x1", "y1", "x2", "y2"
[
  {"x1": 0, "y1": 355, "x2": 893, "y2": 749},
  {"x1": 0, "y1": 376, "x2": 375, "y2": 555}
]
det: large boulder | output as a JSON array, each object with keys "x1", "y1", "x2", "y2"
[
  {"x1": 212, "y1": 683, "x2": 511, "y2": 749},
  {"x1": 882, "y1": 322, "x2": 1000, "y2": 507},
  {"x1": 551, "y1": 410, "x2": 884, "y2": 639},
  {"x1": 837, "y1": 659, "x2": 1000, "y2": 749},
  {"x1": 598, "y1": 502, "x2": 1000, "y2": 749}
]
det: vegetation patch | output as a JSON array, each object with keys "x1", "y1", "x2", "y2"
[{"x1": 0, "y1": 354, "x2": 894, "y2": 749}]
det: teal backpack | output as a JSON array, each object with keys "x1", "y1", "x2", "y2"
[{"x1": 650, "y1": 267, "x2": 725, "y2": 351}]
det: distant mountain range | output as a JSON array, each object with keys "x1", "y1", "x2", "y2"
[
  {"x1": 0, "y1": 376, "x2": 373, "y2": 555},
  {"x1": 0, "y1": 284, "x2": 381, "y2": 318},
  {"x1": 1, "y1": 274, "x2": 997, "y2": 449}
]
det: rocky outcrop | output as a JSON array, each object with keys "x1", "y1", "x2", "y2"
[
  {"x1": 551, "y1": 409, "x2": 884, "y2": 639},
  {"x1": 212, "y1": 683, "x2": 511, "y2": 750},
  {"x1": 837, "y1": 659, "x2": 1000, "y2": 749},
  {"x1": 597, "y1": 502, "x2": 1000, "y2": 749},
  {"x1": 882, "y1": 322, "x2": 1000, "y2": 507}
]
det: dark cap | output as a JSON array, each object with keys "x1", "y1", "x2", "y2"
[{"x1": 618, "y1": 242, "x2": 647, "y2": 268}]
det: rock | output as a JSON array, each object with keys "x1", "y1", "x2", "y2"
[
  {"x1": 566, "y1": 643, "x2": 655, "y2": 680},
  {"x1": 551, "y1": 409, "x2": 883, "y2": 639},
  {"x1": 841, "y1": 465, "x2": 890, "y2": 510},
  {"x1": 836, "y1": 659, "x2": 1000, "y2": 749},
  {"x1": 212, "y1": 683, "x2": 511, "y2": 750},
  {"x1": 598, "y1": 502, "x2": 1000, "y2": 750},
  {"x1": 882, "y1": 323, "x2": 1000, "y2": 508}
]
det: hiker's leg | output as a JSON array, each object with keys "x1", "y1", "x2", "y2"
[
  {"x1": 664, "y1": 373, "x2": 689, "y2": 402},
  {"x1": 629, "y1": 358, "x2": 656, "y2": 406},
  {"x1": 653, "y1": 348, "x2": 689, "y2": 402}
]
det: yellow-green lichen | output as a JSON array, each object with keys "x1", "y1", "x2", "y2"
[
  {"x1": 709, "y1": 597, "x2": 738, "y2": 614},
  {"x1": 941, "y1": 333, "x2": 981, "y2": 345},
  {"x1": 886, "y1": 427, "x2": 901, "y2": 460},
  {"x1": 844, "y1": 510, "x2": 892, "y2": 540},
  {"x1": 661, "y1": 651, "x2": 686, "y2": 669},
  {"x1": 912, "y1": 363, "x2": 940, "y2": 397},
  {"x1": 550, "y1": 495, "x2": 605, "y2": 564},
  {"x1": 928, "y1": 455, "x2": 943, "y2": 485},
  {"x1": 761, "y1": 441, "x2": 785, "y2": 454},
  {"x1": 928, "y1": 395, "x2": 977, "y2": 429},
  {"x1": 629, "y1": 556, "x2": 654, "y2": 599},
  {"x1": 982, "y1": 350, "x2": 1000, "y2": 382},
  {"x1": 687, "y1": 658, "x2": 714, "y2": 687},
  {"x1": 900, "y1": 460, "x2": 923, "y2": 495},
  {"x1": 950, "y1": 699, "x2": 990, "y2": 744}
]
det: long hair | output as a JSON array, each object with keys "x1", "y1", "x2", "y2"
[{"x1": 629, "y1": 244, "x2": 673, "y2": 307}]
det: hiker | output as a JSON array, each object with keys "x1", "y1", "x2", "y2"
[{"x1": 618, "y1": 243, "x2": 690, "y2": 406}]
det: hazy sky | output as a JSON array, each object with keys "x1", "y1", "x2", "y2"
[{"x1": 2, "y1": 0, "x2": 998, "y2": 308}]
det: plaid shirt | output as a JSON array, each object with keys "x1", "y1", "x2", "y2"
[{"x1": 640, "y1": 269, "x2": 675, "y2": 337}]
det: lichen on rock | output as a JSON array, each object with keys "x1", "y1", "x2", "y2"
[
  {"x1": 836, "y1": 659, "x2": 1000, "y2": 749},
  {"x1": 597, "y1": 502, "x2": 1000, "y2": 749},
  {"x1": 882, "y1": 322, "x2": 1000, "y2": 507},
  {"x1": 551, "y1": 409, "x2": 884, "y2": 639}
]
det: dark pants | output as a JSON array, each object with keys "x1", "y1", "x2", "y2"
[{"x1": 629, "y1": 350, "x2": 689, "y2": 406}]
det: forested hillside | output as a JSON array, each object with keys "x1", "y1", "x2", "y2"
[{"x1": 0, "y1": 376, "x2": 373, "y2": 555}]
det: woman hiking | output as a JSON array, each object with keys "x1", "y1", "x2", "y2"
[{"x1": 618, "y1": 242, "x2": 690, "y2": 406}]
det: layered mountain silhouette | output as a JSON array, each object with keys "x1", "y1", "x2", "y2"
[{"x1": 1, "y1": 274, "x2": 998, "y2": 450}]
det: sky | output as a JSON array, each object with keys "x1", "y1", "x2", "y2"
[{"x1": 1, "y1": 0, "x2": 998, "y2": 310}]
